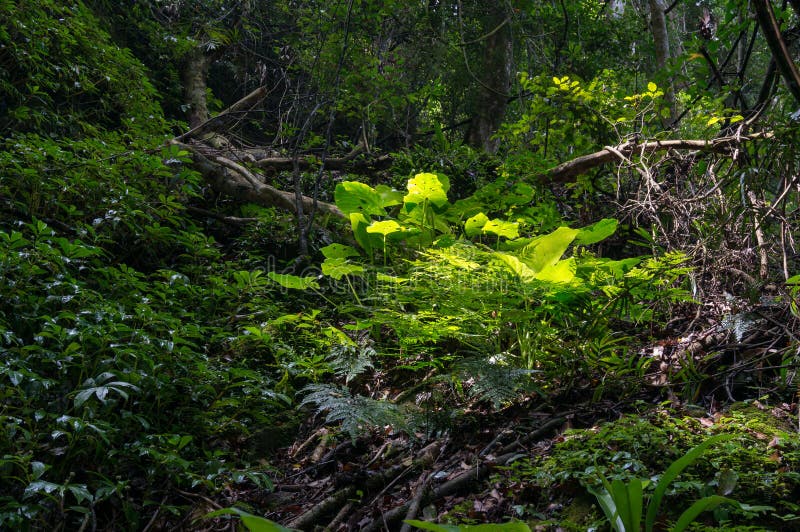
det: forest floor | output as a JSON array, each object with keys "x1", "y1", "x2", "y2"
[{"x1": 199, "y1": 296, "x2": 800, "y2": 531}]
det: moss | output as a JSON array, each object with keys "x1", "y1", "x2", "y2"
[{"x1": 494, "y1": 404, "x2": 800, "y2": 529}]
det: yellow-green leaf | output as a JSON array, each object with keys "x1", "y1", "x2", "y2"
[
  {"x1": 482, "y1": 219, "x2": 519, "y2": 239},
  {"x1": 404, "y1": 172, "x2": 450, "y2": 208},
  {"x1": 464, "y1": 212, "x2": 489, "y2": 237}
]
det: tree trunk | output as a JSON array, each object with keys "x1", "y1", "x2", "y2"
[
  {"x1": 182, "y1": 47, "x2": 210, "y2": 128},
  {"x1": 648, "y1": 0, "x2": 676, "y2": 122},
  {"x1": 465, "y1": 4, "x2": 512, "y2": 154}
]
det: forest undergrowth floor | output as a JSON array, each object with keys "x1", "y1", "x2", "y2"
[{"x1": 198, "y1": 296, "x2": 800, "y2": 531}]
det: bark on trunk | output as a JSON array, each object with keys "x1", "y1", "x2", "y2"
[
  {"x1": 182, "y1": 47, "x2": 210, "y2": 128},
  {"x1": 648, "y1": 0, "x2": 676, "y2": 122},
  {"x1": 465, "y1": 5, "x2": 512, "y2": 154}
]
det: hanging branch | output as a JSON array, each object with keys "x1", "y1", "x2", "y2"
[{"x1": 753, "y1": 0, "x2": 800, "y2": 105}]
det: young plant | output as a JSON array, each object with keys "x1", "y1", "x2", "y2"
[
  {"x1": 587, "y1": 433, "x2": 770, "y2": 532},
  {"x1": 206, "y1": 507, "x2": 297, "y2": 531}
]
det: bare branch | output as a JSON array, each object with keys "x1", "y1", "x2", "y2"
[
  {"x1": 753, "y1": 0, "x2": 800, "y2": 105},
  {"x1": 176, "y1": 85, "x2": 269, "y2": 142},
  {"x1": 538, "y1": 132, "x2": 773, "y2": 184},
  {"x1": 173, "y1": 141, "x2": 344, "y2": 219}
]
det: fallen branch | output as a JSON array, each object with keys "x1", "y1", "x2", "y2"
[
  {"x1": 176, "y1": 85, "x2": 269, "y2": 142},
  {"x1": 251, "y1": 151, "x2": 392, "y2": 172},
  {"x1": 287, "y1": 486, "x2": 357, "y2": 530},
  {"x1": 539, "y1": 132, "x2": 773, "y2": 184},
  {"x1": 173, "y1": 140, "x2": 344, "y2": 219}
]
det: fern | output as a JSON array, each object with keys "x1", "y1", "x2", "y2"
[
  {"x1": 454, "y1": 357, "x2": 538, "y2": 408},
  {"x1": 327, "y1": 344, "x2": 375, "y2": 383},
  {"x1": 301, "y1": 384, "x2": 405, "y2": 439}
]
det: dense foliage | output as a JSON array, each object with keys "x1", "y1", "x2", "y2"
[{"x1": 2, "y1": 0, "x2": 800, "y2": 530}]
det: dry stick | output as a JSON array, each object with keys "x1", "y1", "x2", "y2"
[
  {"x1": 287, "y1": 486, "x2": 357, "y2": 530},
  {"x1": 782, "y1": 221, "x2": 790, "y2": 281},
  {"x1": 362, "y1": 416, "x2": 566, "y2": 532},
  {"x1": 141, "y1": 494, "x2": 169, "y2": 532},
  {"x1": 176, "y1": 85, "x2": 269, "y2": 142},
  {"x1": 398, "y1": 473, "x2": 431, "y2": 532},
  {"x1": 324, "y1": 502, "x2": 354, "y2": 532},
  {"x1": 747, "y1": 190, "x2": 769, "y2": 279},
  {"x1": 174, "y1": 140, "x2": 344, "y2": 218},
  {"x1": 290, "y1": 443, "x2": 440, "y2": 530}
]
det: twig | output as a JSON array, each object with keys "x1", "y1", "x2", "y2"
[
  {"x1": 398, "y1": 472, "x2": 430, "y2": 532},
  {"x1": 287, "y1": 486, "x2": 357, "y2": 530},
  {"x1": 323, "y1": 502, "x2": 353, "y2": 532},
  {"x1": 362, "y1": 417, "x2": 566, "y2": 532},
  {"x1": 141, "y1": 494, "x2": 169, "y2": 532}
]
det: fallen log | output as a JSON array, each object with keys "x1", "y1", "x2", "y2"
[{"x1": 174, "y1": 140, "x2": 345, "y2": 219}]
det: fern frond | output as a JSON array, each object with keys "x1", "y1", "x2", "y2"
[
  {"x1": 453, "y1": 356, "x2": 537, "y2": 408},
  {"x1": 327, "y1": 344, "x2": 375, "y2": 383},
  {"x1": 301, "y1": 384, "x2": 404, "y2": 439}
]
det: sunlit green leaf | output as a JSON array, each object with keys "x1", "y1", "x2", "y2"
[
  {"x1": 366, "y1": 219, "x2": 404, "y2": 236},
  {"x1": 496, "y1": 253, "x2": 536, "y2": 283},
  {"x1": 321, "y1": 243, "x2": 359, "y2": 259},
  {"x1": 335, "y1": 181, "x2": 386, "y2": 216},
  {"x1": 482, "y1": 219, "x2": 519, "y2": 239},
  {"x1": 375, "y1": 184, "x2": 404, "y2": 207},
  {"x1": 350, "y1": 212, "x2": 381, "y2": 252},
  {"x1": 404, "y1": 172, "x2": 449, "y2": 208},
  {"x1": 535, "y1": 257, "x2": 576, "y2": 283},
  {"x1": 517, "y1": 226, "x2": 579, "y2": 273},
  {"x1": 321, "y1": 257, "x2": 363, "y2": 280},
  {"x1": 464, "y1": 212, "x2": 489, "y2": 237},
  {"x1": 268, "y1": 271, "x2": 320, "y2": 290},
  {"x1": 574, "y1": 218, "x2": 618, "y2": 246}
]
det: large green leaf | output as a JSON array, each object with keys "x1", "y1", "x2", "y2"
[
  {"x1": 321, "y1": 257, "x2": 363, "y2": 280},
  {"x1": 482, "y1": 218, "x2": 519, "y2": 239},
  {"x1": 517, "y1": 226, "x2": 578, "y2": 273},
  {"x1": 375, "y1": 184, "x2": 404, "y2": 207},
  {"x1": 464, "y1": 212, "x2": 489, "y2": 237},
  {"x1": 335, "y1": 181, "x2": 386, "y2": 216},
  {"x1": 321, "y1": 243, "x2": 360, "y2": 259},
  {"x1": 268, "y1": 271, "x2": 320, "y2": 290},
  {"x1": 496, "y1": 253, "x2": 536, "y2": 283},
  {"x1": 403, "y1": 172, "x2": 450, "y2": 208},
  {"x1": 574, "y1": 218, "x2": 619, "y2": 246},
  {"x1": 366, "y1": 219, "x2": 404, "y2": 237},
  {"x1": 534, "y1": 256, "x2": 576, "y2": 283},
  {"x1": 350, "y1": 212, "x2": 380, "y2": 252}
]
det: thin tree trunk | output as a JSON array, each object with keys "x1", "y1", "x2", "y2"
[
  {"x1": 465, "y1": 4, "x2": 512, "y2": 154},
  {"x1": 182, "y1": 47, "x2": 210, "y2": 128},
  {"x1": 648, "y1": 0, "x2": 676, "y2": 122}
]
